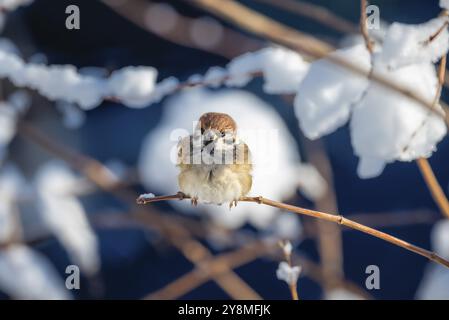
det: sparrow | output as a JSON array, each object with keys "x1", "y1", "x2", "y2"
[{"x1": 177, "y1": 112, "x2": 252, "y2": 209}]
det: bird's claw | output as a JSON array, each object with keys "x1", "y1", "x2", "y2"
[
  {"x1": 229, "y1": 200, "x2": 238, "y2": 210},
  {"x1": 191, "y1": 197, "x2": 198, "y2": 206}
]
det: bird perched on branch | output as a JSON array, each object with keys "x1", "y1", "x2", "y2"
[{"x1": 177, "y1": 112, "x2": 252, "y2": 209}]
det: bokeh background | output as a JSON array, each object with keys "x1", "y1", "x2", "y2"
[{"x1": 1, "y1": 0, "x2": 448, "y2": 300}]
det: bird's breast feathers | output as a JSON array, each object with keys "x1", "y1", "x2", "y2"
[{"x1": 178, "y1": 164, "x2": 252, "y2": 204}]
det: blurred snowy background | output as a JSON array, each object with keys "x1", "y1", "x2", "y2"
[{"x1": 1, "y1": 0, "x2": 449, "y2": 300}]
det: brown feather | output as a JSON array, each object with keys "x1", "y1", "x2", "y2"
[{"x1": 198, "y1": 112, "x2": 237, "y2": 133}]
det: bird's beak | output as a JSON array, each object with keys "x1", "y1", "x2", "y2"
[{"x1": 203, "y1": 130, "x2": 219, "y2": 146}]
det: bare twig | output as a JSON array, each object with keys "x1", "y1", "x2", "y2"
[
  {"x1": 413, "y1": 44, "x2": 449, "y2": 219},
  {"x1": 303, "y1": 139, "x2": 343, "y2": 291},
  {"x1": 101, "y1": 0, "x2": 262, "y2": 59},
  {"x1": 252, "y1": 0, "x2": 358, "y2": 34},
  {"x1": 278, "y1": 241, "x2": 299, "y2": 300},
  {"x1": 423, "y1": 20, "x2": 449, "y2": 45},
  {"x1": 360, "y1": 0, "x2": 374, "y2": 53},
  {"x1": 417, "y1": 157, "x2": 449, "y2": 219},
  {"x1": 137, "y1": 193, "x2": 449, "y2": 269}
]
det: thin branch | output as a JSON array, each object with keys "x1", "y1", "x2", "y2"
[
  {"x1": 303, "y1": 138, "x2": 343, "y2": 290},
  {"x1": 412, "y1": 48, "x2": 449, "y2": 219},
  {"x1": 417, "y1": 157, "x2": 449, "y2": 219},
  {"x1": 137, "y1": 193, "x2": 449, "y2": 269},
  {"x1": 252, "y1": 0, "x2": 358, "y2": 34},
  {"x1": 360, "y1": 0, "x2": 374, "y2": 53},
  {"x1": 101, "y1": 0, "x2": 262, "y2": 59},
  {"x1": 279, "y1": 241, "x2": 299, "y2": 300},
  {"x1": 423, "y1": 20, "x2": 449, "y2": 45}
]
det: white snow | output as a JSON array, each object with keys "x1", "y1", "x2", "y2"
[
  {"x1": 267, "y1": 212, "x2": 303, "y2": 240},
  {"x1": 258, "y1": 47, "x2": 310, "y2": 94},
  {"x1": 440, "y1": 0, "x2": 449, "y2": 10},
  {"x1": 225, "y1": 47, "x2": 309, "y2": 94},
  {"x1": 225, "y1": 51, "x2": 262, "y2": 87},
  {"x1": 149, "y1": 76, "x2": 179, "y2": 104},
  {"x1": 34, "y1": 161, "x2": 100, "y2": 275},
  {"x1": 276, "y1": 261, "x2": 301, "y2": 286},
  {"x1": 431, "y1": 220, "x2": 449, "y2": 260},
  {"x1": 295, "y1": 17, "x2": 448, "y2": 178},
  {"x1": 0, "y1": 244, "x2": 70, "y2": 300},
  {"x1": 379, "y1": 17, "x2": 449, "y2": 69},
  {"x1": 138, "y1": 88, "x2": 326, "y2": 230},
  {"x1": 0, "y1": 47, "x2": 165, "y2": 109},
  {"x1": 139, "y1": 193, "x2": 155, "y2": 200},
  {"x1": 108, "y1": 66, "x2": 158, "y2": 108},
  {"x1": 0, "y1": 44, "x2": 302, "y2": 110},
  {"x1": 351, "y1": 62, "x2": 446, "y2": 178},
  {"x1": 203, "y1": 66, "x2": 228, "y2": 88},
  {"x1": 294, "y1": 44, "x2": 371, "y2": 140}
]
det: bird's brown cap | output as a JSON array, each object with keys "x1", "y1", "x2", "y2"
[{"x1": 198, "y1": 112, "x2": 237, "y2": 133}]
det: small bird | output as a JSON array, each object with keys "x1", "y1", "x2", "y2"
[{"x1": 177, "y1": 112, "x2": 252, "y2": 208}]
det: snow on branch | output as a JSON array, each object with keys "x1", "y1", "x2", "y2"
[
  {"x1": 295, "y1": 16, "x2": 449, "y2": 178},
  {"x1": 276, "y1": 240, "x2": 300, "y2": 300},
  {"x1": 0, "y1": 45, "x2": 307, "y2": 110}
]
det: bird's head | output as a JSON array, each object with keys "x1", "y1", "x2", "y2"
[
  {"x1": 195, "y1": 113, "x2": 237, "y2": 162},
  {"x1": 196, "y1": 112, "x2": 236, "y2": 145}
]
